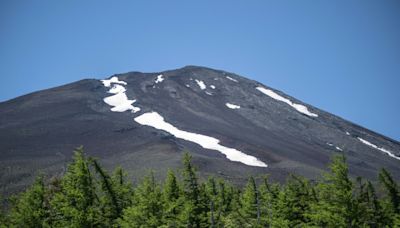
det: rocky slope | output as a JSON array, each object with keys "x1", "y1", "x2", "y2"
[{"x1": 1, "y1": 66, "x2": 399, "y2": 195}]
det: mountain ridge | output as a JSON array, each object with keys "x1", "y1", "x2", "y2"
[{"x1": 1, "y1": 65, "x2": 399, "y2": 195}]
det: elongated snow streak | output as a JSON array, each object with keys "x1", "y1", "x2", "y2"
[
  {"x1": 226, "y1": 76, "x2": 238, "y2": 82},
  {"x1": 101, "y1": 77, "x2": 141, "y2": 113},
  {"x1": 226, "y1": 103, "x2": 240, "y2": 109},
  {"x1": 134, "y1": 112, "x2": 267, "y2": 167},
  {"x1": 256, "y1": 87, "x2": 318, "y2": 117},
  {"x1": 195, "y1": 79, "x2": 206, "y2": 90},
  {"x1": 155, "y1": 74, "x2": 164, "y2": 83},
  {"x1": 336, "y1": 146, "x2": 343, "y2": 152},
  {"x1": 210, "y1": 85, "x2": 216, "y2": 89},
  {"x1": 358, "y1": 137, "x2": 400, "y2": 161}
]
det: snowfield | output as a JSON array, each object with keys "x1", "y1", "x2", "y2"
[
  {"x1": 101, "y1": 77, "x2": 141, "y2": 113},
  {"x1": 358, "y1": 137, "x2": 399, "y2": 160},
  {"x1": 134, "y1": 112, "x2": 267, "y2": 167},
  {"x1": 256, "y1": 87, "x2": 318, "y2": 117}
]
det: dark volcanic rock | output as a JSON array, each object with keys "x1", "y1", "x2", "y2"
[{"x1": 1, "y1": 66, "x2": 399, "y2": 195}]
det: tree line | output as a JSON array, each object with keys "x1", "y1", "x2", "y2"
[{"x1": 1, "y1": 147, "x2": 399, "y2": 227}]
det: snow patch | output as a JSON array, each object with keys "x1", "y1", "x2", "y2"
[
  {"x1": 226, "y1": 76, "x2": 238, "y2": 82},
  {"x1": 358, "y1": 137, "x2": 400, "y2": 160},
  {"x1": 185, "y1": 84, "x2": 190, "y2": 88},
  {"x1": 155, "y1": 74, "x2": 164, "y2": 84},
  {"x1": 195, "y1": 79, "x2": 206, "y2": 90},
  {"x1": 336, "y1": 146, "x2": 343, "y2": 152},
  {"x1": 210, "y1": 85, "x2": 216, "y2": 89},
  {"x1": 346, "y1": 131, "x2": 351, "y2": 136},
  {"x1": 205, "y1": 92, "x2": 213, "y2": 96},
  {"x1": 108, "y1": 84, "x2": 126, "y2": 94},
  {"x1": 104, "y1": 93, "x2": 140, "y2": 113},
  {"x1": 327, "y1": 142, "x2": 343, "y2": 152},
  {"x1": 134, "y1": 112, "x2": 267, "y2": 167},
  {"x1": 256, "y1": 87, "x2": 318, "y2": 117},
  {"x1": 101, "y1": 77, "x2": 141, "y2": 113},
  {"x1": 226, "y1": 103, "x2": 240, "y2": 109},
  {"x1": 101, "y1": 76, "x2": 127, "y2": 87}
]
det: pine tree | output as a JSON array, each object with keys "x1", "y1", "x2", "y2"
[
  {"x1": 8, "y1": 175, "x2": 49, "y2": 227},
  {"x1": 238, "y1": 177, "x2": 261, "y2": 227},
  {"x1": 259, "y1": 176, "x2": 280, "y2": 226},
  {"x1": 180, "y1": 152, "x2": 208, "y2": 227},
  {"x1": 162, "y1": 169, "x2": 182, "y2": 227},
  {"x1": 49, "y1": 146, "x2": 102, "y2": 227},
  {"x1": 92, "y1": 159, "x2": 121, "y2": 225},
  {"x1": 111, "y1": 166, "x2": 134, "y2": 212},
  {"x1": 307, "y1": 155, "x2": 355, "y2": 227},
  {"x1": 378, "y1": 168, "x2": 400, "y2": 226},
  {"x1": 275, "y1": 175, "x2": 314, "y2": 227},
  {"x1": 4, "y1": 149, "x2": 400, "y2": 227},
  {"x1": 379, "y1": 168, "x2": 400, "y2": 214},
  {"x1": 354, "y1": 178, "x2": 385, "y2": 227},
  {"x1": 119, "y1": 172, "x2": 164, "y2": 227},
  {"x1": 221, "y1": 187, "x2": 243, "y2": 227}
]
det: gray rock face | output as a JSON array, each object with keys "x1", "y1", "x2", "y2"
[{"x1": 1, "y1": 65, "x2": 399, "y2": 194}]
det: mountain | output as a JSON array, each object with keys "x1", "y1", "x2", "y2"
[{"x1": 1, "y1": 66, "x2": 399, "y2": 195}]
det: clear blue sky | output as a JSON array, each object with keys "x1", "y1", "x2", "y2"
[{"x1": 1, "y1": 1, "x2": 399, "y2": 141}]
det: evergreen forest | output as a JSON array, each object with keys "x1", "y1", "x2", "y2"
[{"x1": 1, "y1": 147, "x2": 400, "y2": 227}]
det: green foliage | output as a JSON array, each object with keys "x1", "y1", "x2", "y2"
[
  {"x1": 275, "y1": 175, "x2": 314, "y2": 227},
  {"x1": 119, "y1": 172, "x2": 164, "y2": 227},
  {"x1": 239, "y1": 177, "x2": 260, "y2": 226},
  {"x1": 162, "y1": 169, "x2": 182, "y2": 227},
  {"x1": 378, "y1": 168, "x2": 400, "y2": 225},
  {"x1": 49, "y1": 147, "x2": 102, "y2": 227},
  {"x1": 180, "y1": 152, "x2": 208, "y2": 227},
  {"x1": 2, "y1": 149, "x2": 400, "y2": 227},
  {"x1": 8, "y1": 175, "x2": 48, "y2": 227},
  {"x1": 307, "y1": 155, "x2": 356, "y2": 227}
]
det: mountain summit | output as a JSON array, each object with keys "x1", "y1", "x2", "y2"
[{"x1": 1, "y1": 66, "x2": 399, "y2": 194}]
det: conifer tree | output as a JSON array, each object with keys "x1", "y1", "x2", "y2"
[
  {"x1": 111, "y1": 166, "x2": 134, "y2": 212},
  {"x1": 162, "y1": 169, "x2": 182, "y2": 227},
  {"x1": 50, "y1": 147, "x2": 101, "y2": 227},
  {"x1": 258, "y1": 176, "x2": 280, "y2": 226},
  {"x1": 3, "y1": 149, "x2": 400, "y2": 227},
  {"x1": 239, "y1": 177, "x2": 261, "y2": 227},
  {"x1": 379, "y1": 168, "x2": 400, "y2": 214},
  {"x1": 180, "y1": 152, "x2": 208, "y2": 227},
  {"x1": 221, "y1": 186, "x2": 243, "y2": 227},
  {"x1": 354, "y1": 178, "x2": 385, "y2": 227},
  {"x1": 119, "y1": 172, "x2": 163, "y2": 227},
  {"x1": 205, "y1": 177, "x2": 234, "y2": 227},
  {"x1": 275, "y1": 175, "x2": 313, "y2": 226},
  {"x1": 92, "y1": 159, "x2": 121, "y2": 225},
  {"x1": 8, "y1": 175, "x2": 48, "y2": 227},
  {"x1": 378, "y1": 168, "x2": 400, "y2": 226},
  {"x1": 205, "y1": 177, "x2": 218, "y2": 227},
  {"x1": 307, "y1": 155, "x2": 355, "y2": 227}
]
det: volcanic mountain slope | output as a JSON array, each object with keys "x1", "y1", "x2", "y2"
[{"x1": 1, "y1": 66, "x2": 399, "y2": 195}]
